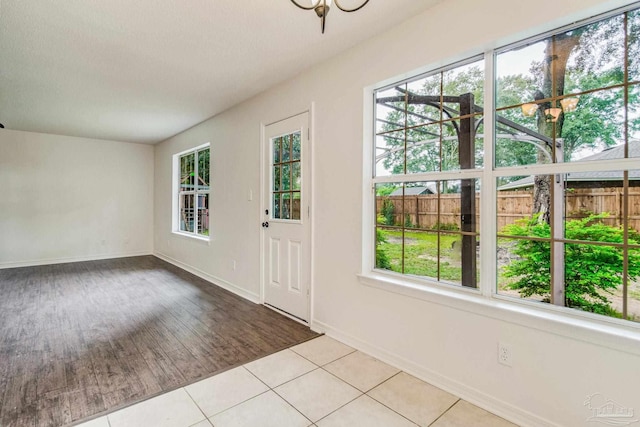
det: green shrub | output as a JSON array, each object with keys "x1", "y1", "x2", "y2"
[
  {"x1": 382, "y1": 199, "x2": 395, "y2": 226},
  {"x1": 502, "y1": 213, "x2": 640, "y2": 315},
  {"x1": 375, "y1": 229, "x2": 392, "y2": 269},
  {"x1": 404, "y1": 214, "x2": 413, "y2": 228}
]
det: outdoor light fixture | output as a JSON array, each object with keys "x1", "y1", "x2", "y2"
[{"x1": 290, "y1": 0, "x2": 371, "y2": 34}]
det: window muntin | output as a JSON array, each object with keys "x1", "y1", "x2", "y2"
[
  {"x1": 177, "y1": 145, "x2": 210, "y2": 237},
  {"x1": 495, "y1": 10, "x2": 639, "y2": 167},
  {"x1": 370, "y1": 4, "x2": 640, "y2": 324},
  {"x1": 375, "y1": 58, "x2": 485, "y2": 176},
  {"x1": 496, "y1": 173, "x2": 640, "y2": 321},
  {"x1": 373, "y1": 58, "x2": 484, "y2": 290}
]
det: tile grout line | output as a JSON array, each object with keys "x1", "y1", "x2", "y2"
[
  {"x1": 206, "y1": 338, "x2": 418, "y2": 426},
  {"x1": 361, "y1": 371, "x2": 425, "y2": 426},
  {"x1": 266, "y1": 351, "x2": 365, "y2": 425},
  {"x1": 243, "y1": 364, "x2": 316, "y2": 425},
  {"x1": 311, "y1": 392, "x2": 364, "y2": 425},
  {"x1": 288, "y1": 342, "x2": 357, "y2": 367},
  {"x1": 427, "y1": 398, "x2": 461, "y2": 427},
  {"x1": 107, "y1": 341, "x2": 329, "y2": 426},
  {"x1": 182, "y1": 386, "x2": 210, "y2": 425},
  {"x1": 106, "y1": 336, "x2": 433, "y2": 427}
]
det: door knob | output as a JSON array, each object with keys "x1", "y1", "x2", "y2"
[{"x1": 262, "y1": 222, "x2": 269, "y2": 228}]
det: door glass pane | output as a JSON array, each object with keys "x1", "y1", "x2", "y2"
[
  {"x1": 273, "y1": 194, "x2": 281, "y2": 219},
  {"x1": 282, "y1": 193, "x2": 291, "y2": 220},
  {"x1": 271, "y1": 131, "x2": 302, "y2": 221},
  {"x1": 282, "y1": 164, "x2": 291, "y2": 191},
  {"x1": 273, "y1": 137, "x2": 281, "y2": 164},
  {"x1": 273, "y1": 166, "x2": 281, "y2": 191},
  {"x1": 292, "y1": 162, "x2": 301, "y2": 190},
  {"x1": 292, "y1": 192, "x2": 301, "y2": 220},
  {"x1": 179, "y1": 194, "x2": 195, "y2": 232},
  {"x1": 282, "y1": 135, "x2": 291, "y2": 162},
  {"x1": 180, "y1": 153, "x2": 195, "y2": 191},
  {"x1": 292, "y1": 132, "x2": 301, "y2": 160}
]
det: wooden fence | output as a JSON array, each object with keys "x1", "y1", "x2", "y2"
[{"x1": 376, "y1": 188, "x2": 640, "y2": 231}]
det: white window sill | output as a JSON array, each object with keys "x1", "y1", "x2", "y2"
[
  {"x1": 358, "y1": 271, "x2": 640, "y2": 356},
  {"x1": 171, "y1": 231, "x2": 211, "y2": 245}
]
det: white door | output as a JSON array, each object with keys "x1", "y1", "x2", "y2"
[{"x1": 262, "y1": 113, "x2": 310, "y2": 322}]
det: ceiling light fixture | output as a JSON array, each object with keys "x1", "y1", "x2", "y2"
[
  {"x1": 290, "y1": 0, "x2": 371, "y2": 34},
  {"x1": 544, "y1": 107, "x2": 563, "y2": 123},
  {"x1": 521, "y1": 103, "x2": 538, "y2": 117},
  {"x1": 520, "y1": 96, "x2": 580, "y2": 122},
  {"x1": 560, "y1": 97, "x2": 579, "y2": 113}
]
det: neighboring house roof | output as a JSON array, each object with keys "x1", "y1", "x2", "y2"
[
  {"x1": 498, "y1": 141, "x2": 640, "y2": 191},
  {"x1": 390, "y1": 185, "x2": 435, "y2": 196}
]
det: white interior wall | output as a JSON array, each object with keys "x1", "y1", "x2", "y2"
[
  {"x1": 151, "y1": 0, "x2": 640, "y2": 425},
  {"x1": 0, "y1": 129, "x2": 154, "y2": 267}
]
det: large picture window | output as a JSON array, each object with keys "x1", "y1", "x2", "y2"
[
  {"x1": 175, "y1": 144, "x2": 210, "y2": 238},
  {"x1": 370, "y1": 5, "x2": 640, "y2": 324},
  {"x1": 494, "y1": 8, "x2": 640, "y2": 322}
]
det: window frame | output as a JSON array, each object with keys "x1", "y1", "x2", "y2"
[
  {"x1": 172, "y1": 143, "x2": 211, "y2": 241},
  {"x1": 362, "y1": 2, "x2": 640, "y2": 334},
  {"x1": 371, "y1": 56, "x2": 485, "y2": 292}
]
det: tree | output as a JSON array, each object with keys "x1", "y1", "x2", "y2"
[
  {"x1": 503, "y1": 214, "x2": 640, "y2": 315},
  {"x1": 377, "y1": 63, "x2": 484, "y2": 177}
]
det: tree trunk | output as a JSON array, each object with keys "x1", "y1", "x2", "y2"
[{"x1": 533, "y1": 33, "x2": 580, "y2": 223}]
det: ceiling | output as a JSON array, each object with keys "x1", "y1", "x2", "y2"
[{"x1": 0, "y1": 0, "x2": 443, "y2": 144}]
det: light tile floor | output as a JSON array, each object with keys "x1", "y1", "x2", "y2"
[{"x1": 76, "y1": 336, "x2": 517, "y2": 427}]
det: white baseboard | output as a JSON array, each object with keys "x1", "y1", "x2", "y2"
[
  {"x1": 0, "y1": 251, "x2": 153, "y2": 269},
  {"x1": 311, "y1": 319, "x2": 560, "y2": 427},
  {"x1": 154, "y1": 251, "x2": 260, "y2": 304}
]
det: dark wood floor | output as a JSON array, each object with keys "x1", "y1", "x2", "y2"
[{"x1": 0, "y1": 256, "x2": 318, "y2": 427}]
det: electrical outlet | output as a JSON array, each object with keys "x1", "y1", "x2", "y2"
[
  {"x1": 498, "y1": 342, "x2": 512, "y2": 367},
  {"x1": 232, "y1": 260, "x2": 237, "y2": 270}
]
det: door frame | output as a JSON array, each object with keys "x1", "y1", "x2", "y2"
[{"x1": 259, "y1": 106, "x2": 314, "y2": 324}]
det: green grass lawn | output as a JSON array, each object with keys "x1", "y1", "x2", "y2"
[{"x1": 377, "y1": 229, "x2": 464, "y2": 282}]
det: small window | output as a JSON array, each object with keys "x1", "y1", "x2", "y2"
[
  {"x1": 271, "y1": 132, "x2": 302, "y2": 220},
  {"x1": 174, "y1": 144, "x2": 210, "y2": 238}
]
